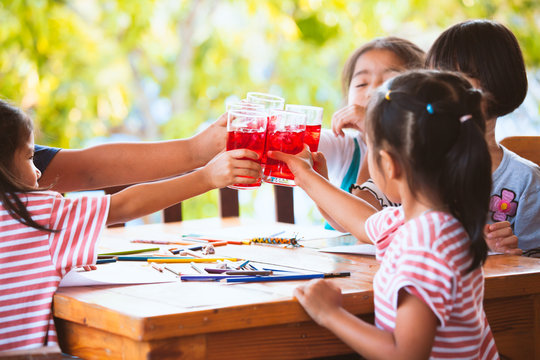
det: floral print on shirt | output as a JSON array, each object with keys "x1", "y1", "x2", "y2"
[{"x1": 489, "y1": 188, "x2": 518, "y2": 222}]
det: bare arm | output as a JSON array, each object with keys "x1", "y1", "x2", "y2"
[
  {"x1": 294, "y1": 281, "x2": 437, "y2": 360},
  {"x1": 106, "y1": 148, "x2": 259, "y2": 225},
  {"x1": 40, "y1": 114, "x2": 227, "y2": 192},
  {"x1": 269, "y1": 147, "x2": 376, "y2": 242}
]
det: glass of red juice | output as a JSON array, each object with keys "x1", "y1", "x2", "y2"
[
  {"x1": 285, "y1": 104, "x2": 323, "y2": 152},
  {"x1": 262, "y1": 110, "x2": 306, "y2": 187},
  {"x1": 246, "y1": 92, "x2": 286, "y2": 165},
  {"x1": 226, "y1": 109, "x2": 267, "y2": 189}
]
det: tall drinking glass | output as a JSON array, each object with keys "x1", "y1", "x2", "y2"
[
  {"x1": 246, "y1": 92, "x2": 285, "y2": 165},
  {"x1": 246, "y1": 92, "x2": 285, "y2": 112},
  {"x1": 262, "y1": 110, "x2": 306, "y2": 187},
  {"x1": 226, "y1": 109, "x2": 267, "y2": 189},
  {"x1": 285, "y1": 104, "x2": 323, "y2": 152},
  {"x1": 226, "y1": 102, "x2": 265, "y2": 112}
]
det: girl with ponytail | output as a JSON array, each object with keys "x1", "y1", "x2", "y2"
[{"x1": 269, "y1": 70, "x2": 498, "y2": 359}]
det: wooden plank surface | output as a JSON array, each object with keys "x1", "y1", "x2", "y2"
[{"x1": 53, "y1": 218, "x2": 540, "y2": 359}]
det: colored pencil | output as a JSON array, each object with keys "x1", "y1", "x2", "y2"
[
  {"x1": 117, "y1": 256, "x2": 195, "y2": 261},
  {"x1": 96, "y1": 258, "x2": 117, "y2": 265},
  {"x1": 148, "y1": 258, "x2": 238, "y2": 263},
  {"x1": 170, "y1": 245, "x2": 203, "y2": 255},
  {"x1": 190, "y1": 262, "x2": 207, "y2": 274},
  {"x1": 224, "y1": 272, "x2": 351, "y2": 283},
  {"x1": 98, "y1": 247, "x2": 160, "y2": 256},
  {"x1": 164, "y1": 266, "x2": 180, "y2": 276},
  {"x1": 204, "y1": 267, "x2": 228, "y2": 274},
  {"x1": 224, "y1": 273, "x2": 325, "y2": 283},
  {"x1": 224, "y1": 270, "x2": 272, "y2": 276},
  {"x1": 323, "y1": 272, "x2": 351, "y2": 278},
  {"x1": 151, "y1": 263, "x2": 164, "y2": 272}
]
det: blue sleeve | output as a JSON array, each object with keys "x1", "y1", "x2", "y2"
[{"x1": 34, "y1": 145, "x2": 61, "y2": 173}]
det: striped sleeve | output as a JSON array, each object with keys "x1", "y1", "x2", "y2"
[
  {"x1": 47, "y1": 194, "x2": 110, "y2": 275},
  {"x1": 391, "y1": 246, "x2": 455, "y2": 327},
  {"x1": 365, "y1": 207, "x2": 404, "y2": 259}
]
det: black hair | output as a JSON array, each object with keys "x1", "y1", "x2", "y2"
[
  {"x1": 366, "y1": 70, "x2": 492, "y2": 271},
  {"x1": 426, "y1": 19, "x2": 527, "y2": 119},
  {"x1": 341, "y1": 36, "x2": 426, "y2": 96},
  {"x1": 0, "y1": 99, "x2": 55, "y2": 232}
]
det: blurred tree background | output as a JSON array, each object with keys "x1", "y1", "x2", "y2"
[{"x1": 1, "y1": 0, "x2": 539, "y2": 222}]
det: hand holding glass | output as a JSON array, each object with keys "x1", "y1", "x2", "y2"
[
  {"x1": 226, "y1": 110, "x2": 267, "y2": 189},
  {"x1": 262, "y1": 110, "x2": 306, "y2": 187}
]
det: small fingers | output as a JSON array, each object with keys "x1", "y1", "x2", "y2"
[{"x1": 228, "y1": 149, "x2": 260, "y2": 161}]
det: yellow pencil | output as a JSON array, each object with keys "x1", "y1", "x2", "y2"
[{"x1": 148, "y1": 258, "x2": 238, "y2": 263}]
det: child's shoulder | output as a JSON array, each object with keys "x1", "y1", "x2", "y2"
[
  {"x1": 401, "y1": 211, "x2": 466, "y2": 252},
  {"x1": 498, "y1": 145, "x2": 540, "y2": 177},
  {"x1": 366, "y1": 206, "x2": 404, "y2": 238},
  {"x1": 17, "y1": 190, "x2": 63, "y2": 201},
  {"x1": 495, "y1": 145, "x2": 540, "y2": 193}
]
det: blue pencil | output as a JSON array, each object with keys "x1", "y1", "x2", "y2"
[
  {"x1": 224, "y1": 273, "x2": 325, "y2": 283},
  {"x1": 96, "y1": 258, "x2": 117, "y2": 265}
]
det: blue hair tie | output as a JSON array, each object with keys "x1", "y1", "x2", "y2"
[{"x1": 426, "y1": 103, "x2": 434, "y2": 114}]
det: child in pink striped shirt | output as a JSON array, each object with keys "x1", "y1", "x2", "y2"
[
  {"x1": 270, "y1": 70, "x2": 498, "y2": 359},
  {"x1": 0, "y1": 99, "x2": 261, "y2": 352}
]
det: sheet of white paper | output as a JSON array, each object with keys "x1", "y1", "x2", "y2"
[
  {"x1": 318, "y1": 244, "x2": 376, "y2": 256},
  {"x1": 59, "y1": 262, "x2": 178, "y2": 287}
]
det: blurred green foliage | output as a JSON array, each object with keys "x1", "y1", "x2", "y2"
[{"x1": 1, "y1": 0, "x2": 539, "y2": 220}]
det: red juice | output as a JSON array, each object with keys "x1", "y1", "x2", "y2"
[
  {"x1": 304, "y1": 124, "x2": 322, "y2": 152},
  {"x1": 263, "y1": 129, "x2": 305, "y2": 181},
  {"x1": 260, "y1": 115, "x2": 274, "y2": 165},
  {"x1": 227, "y1": 130, "x2": 266, "y2": 188}
]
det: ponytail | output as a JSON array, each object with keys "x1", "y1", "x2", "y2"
[
  {"x1": 442, "y1": 89, "x2": 491, "y2": 270},
  {"x1": 367, "y1": 70, "x2": 491, "y2": 271}
]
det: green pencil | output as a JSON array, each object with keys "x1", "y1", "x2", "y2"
[{"x1": 98, "y1": 247, "x2": 160, "y2": 256}]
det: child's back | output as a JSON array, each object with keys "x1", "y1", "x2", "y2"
[
  {"x1": 0, "y1": 191, "x2": 109, "y2": 350},
  {"x1": 368, "y1": 207, "x2": 496, "y2": 358},
  {"x1": 271, "y1": 69, "x2": 498, "y2": 358}
]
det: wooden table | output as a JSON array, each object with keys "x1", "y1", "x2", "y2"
[{"x1": 53, "y1": 218, "x2": 540, "y2": 360}]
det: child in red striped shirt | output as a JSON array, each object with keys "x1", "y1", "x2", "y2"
[
  {"x1": 0, "y1": 99, "x2": 261, "y2": 352},
  {"x1": 270, "y1": 70, "x2": 498, "y2": 359}
]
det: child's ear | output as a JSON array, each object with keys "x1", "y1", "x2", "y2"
[{"x1": 379, "y1": 150, "x2": 401, "y2": 180}]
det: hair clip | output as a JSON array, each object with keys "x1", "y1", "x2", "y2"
[
  {"x1": 426, "y1": 103, "x2": 434, "y2": 114},
  {"x1": 385, "y1": 90, "x2": 391, "y2": 101},
  {"x1": 460, "y1": 114, "x2": 472, "y2": 123}
]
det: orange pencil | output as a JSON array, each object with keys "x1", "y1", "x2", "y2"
[{"x1": 211, "y1": 241, "x2": 228, "y2": 247}]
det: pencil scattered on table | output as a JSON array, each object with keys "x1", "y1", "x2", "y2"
[
  {"x1": 98, "y1": 247, "x2": 160, "y2": 256},
  {"x1": 148, "y1": 257, "x2": 239, "y2": 263}
]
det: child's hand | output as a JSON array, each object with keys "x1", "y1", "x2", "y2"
[
  {"x1": 202, "y1": 149, "x2": 261, "y2": 188},
  {"x1": 193, "y1": 112, "x2": 228, "y2": 163},
  {"x1": 312, "y1": 151, "x2": 329, "y2": 180},
  {"x1": 331, "y1": 104, "x2": 366, "y2": 136},
  {"x1": 80, "y1": 265, "x2": 97, "y2": 271},
  {"x1": 294, "y1": 279, "x2": 343, "y2": 327},
  {"x1": 484, "y1": 221, "x2": 522, "y2": 255},
  {"x1": 267, "y1": 145, "x2": 314, "y2": 184}
]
